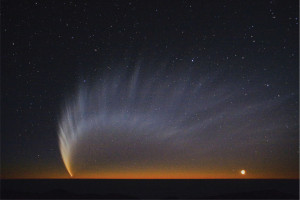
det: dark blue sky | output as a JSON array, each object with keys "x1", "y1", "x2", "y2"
[{"x1": 1, "y1": 0, "x2": 298, "y2": 178}]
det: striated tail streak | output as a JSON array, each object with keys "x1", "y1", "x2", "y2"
[
  {"x1": 58, "y1": 104, "x2": 80, "y2": 177},
  {"x1": 58, "y1": 126, "x2": 74, "y2": 177}
]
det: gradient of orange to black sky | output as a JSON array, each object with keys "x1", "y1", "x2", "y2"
[{"x1": 1, "y1": 0, "x2": 299, "y2": 180}]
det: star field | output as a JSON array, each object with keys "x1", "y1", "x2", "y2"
[{"x1": 1, "y1": 0, "x2": 299, "y2": 179}]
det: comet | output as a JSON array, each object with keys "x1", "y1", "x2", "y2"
[{"x1": 57, "y1": 64, "x2": 288, "y2": 178}]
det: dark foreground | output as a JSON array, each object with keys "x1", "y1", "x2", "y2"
[{"x1": 1, "y1": 179, "x2": 299, "y2": 199}]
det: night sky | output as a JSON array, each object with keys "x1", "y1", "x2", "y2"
[{"x1": 1, "y1": 0, "x2": 299, "y2": 179}]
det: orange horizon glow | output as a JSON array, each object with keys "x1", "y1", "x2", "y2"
[
  {"x1": 2, "y1": 169, "x2": 299, "y2": 180},
  {"x1": 2, "y1": 160, "x2": 299, "y2": 180},
  {"x1": 2, "y1": 177, "x2": 299, "y2": 180}
]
